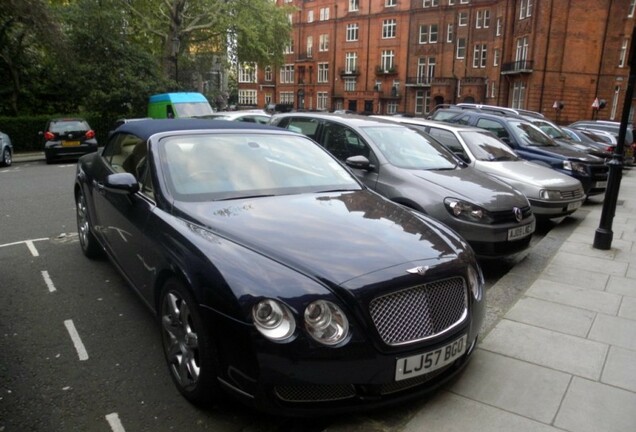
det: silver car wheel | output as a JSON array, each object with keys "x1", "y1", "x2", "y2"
[
  {"x1": 162, "y1": 291, "x2": 201, "y2": 389},
  {"x1": 76, "y1": 192, "x2": 90, "y2": 248},
  {"x1": 1, "y1": 148, "x2": 11, "y2": 166}
]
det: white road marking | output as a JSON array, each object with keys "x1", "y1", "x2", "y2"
[
  {"x1": 0, "y1": 237, "x2": 48, "y2": 250},
  {"x1": 64, "y1": 319, "x2": 89, "y2": 361},
  {"x1": 105, "y1": 413, "x2": 126, "y2": 432},
  {"x1": 41, "y1": 270, "x2": 56, "y2": 292},
  {"x1": 25, "y1": 240, "x2": 40, "y2": 256}
]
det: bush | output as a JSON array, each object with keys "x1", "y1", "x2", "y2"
[{"x1": 0, "y1": 114, "x2": 117, "y2": 153}]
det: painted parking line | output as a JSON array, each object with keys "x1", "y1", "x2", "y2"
[
  {"x1": 64, "y1": 319, "x2": 89, "y2": 361},
  {"x1": 105, "y1": 413, "x2": 126, "y2": 432},
  {"x1": 0, "y1": 238, "x2": 48, "y2": 257},
  {"x1": 41, "y1": 270, "x2": 56, "y2": 292}
]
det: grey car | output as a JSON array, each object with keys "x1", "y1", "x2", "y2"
[
  {"x1": 270, "y1": 113, "x2": 535, "y2": 258},
  {"x1": 376, "y1": 117, "x2": 586, "y2": 219},
  {"x1": 0, "y1": 131, "x2": 13, "y2": 167}
]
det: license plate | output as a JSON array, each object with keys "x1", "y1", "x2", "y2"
[
  {"x1": 507, "y1": 219, "x2": 535, "y2": 241},
  {"x1": 595, "y1": 181, "x2": 608, "y2": 188},
  {"x1": 567, "y1": 201, "x2": 583, "y2": 211},
  {"x1": 395, "y1": 335, "x2": 467, "y2": 381},
  {"x1": 62, "y1": 140, "x2": 80, "y2": 147}
]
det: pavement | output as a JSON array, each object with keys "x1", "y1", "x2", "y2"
[{"x1": 11, "y1": 153, "x2": 636, "y2": 431}]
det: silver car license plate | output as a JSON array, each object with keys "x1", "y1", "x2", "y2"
[
  {"x1": 508, "y1": 219, "x2": 535, "y2": 241},
  {"x1": 395, "y1": 335, "x2": 467, "y2": 381}
]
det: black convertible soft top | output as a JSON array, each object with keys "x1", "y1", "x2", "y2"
[{"x1": 114, "y1": 118, "x2": 280, "y2": 141}]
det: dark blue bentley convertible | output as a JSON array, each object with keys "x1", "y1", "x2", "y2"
[{"x1": 74, "y1": 119, "x2": 485, "y2": 415}]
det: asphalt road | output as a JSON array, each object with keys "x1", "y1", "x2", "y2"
[{"x1": 0, "y1": 160, "x2": 587, "y2": 431}]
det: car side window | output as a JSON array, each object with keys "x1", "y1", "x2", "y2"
[
  {"x1": 454, "y1": 114, "x2": 472, "y2": 125},
  {"x1": 476, "y1": 119, "x2": 509, "y2": 141},
  {"x1": 285, "y1": 118, "x2": 321, "y2": 141},
  {"x1": 101, "y1": 133, "x2": 143, "y2": 173},
  {"x1": 321, "y1": 122, "x2": 371, "y2": 161},
  {"x1": 427, "y1": 127, "x2": 471, "y2": 162}
]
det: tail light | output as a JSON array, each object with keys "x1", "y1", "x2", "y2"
[
  {"x1": 607, "y1": 145, "x2": 615, "y2": 154},
  {"x1": 85, "y1": 130, "x2": 95, "y2": 139},
  {"x1": 44, "y1": 131, "x2": 55, "y2": 141}
]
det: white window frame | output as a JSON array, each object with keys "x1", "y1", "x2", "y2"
[
  {"x1": 317, "y1": 92, "x2": 328, "y2": 111},
  {"x1": 307, "y1": 10, "x2": 314, "y2": 23},
  {"x1": 280, "y1": 64, "x2": 295, "y2": 84},
  {"x1": 476, "y1": 10, "x2": 490, "y2": 28},
  {"x1": 344, "y1": 77, "x2": 356, "y2": 92},
  {"x1": 630, "y1": 0, "x2": 636, "y2": 17},
  {"x1": 349, "y1": 0, "x2": 359, "y2": 12},
  {"x1": 317, "y1": 63, "x2": 329, "y2": 83},
  {"x1": 496, "y1": 17, "x2": 503, "y2": 36},
  {"x1": 446, "y1": 23, "x2": 454, "y2": 42},
  {"x1": 265, "y1": 66, "x2": 272, "y2": 82},
  {"x1": 619, "y1": 38, "x2": 629, "y2": 67},
  {"x1": 419, "y1": 24, "x2": 438, "y2": 44},
  {"x1": 238, "y1": 89, "x2": 257, "y2": 105},
  {"x1": 345, "y1": 52, "x2": 358, "y2": 73},
  {"x1": 320, "y1": 7, "x2": 330, "y2": 21},
  {"x1": 319, "y1": 34, "x2": 329, "y2": 52},
  {"x1": 423, "y1": 0, "x2": 439, "y2": 7},
  {"x1": 306, "y1": 36, "x2": 313, "y2": 57},
  {"x1": 381, "y1": 50, "x2": 395, "y2": 71},
  {"x1": 493, "y1": 48, "x2": 500, "y2": 66},
  {"x1": 456, "y1": 38, "x2": 466, "y2": 59},
  {"x1": 520, "y1": 0, "x2": 533, "y2": 19},
  {"x1": 382, "y1": 19, "x2": 397, "y2": 39},
  {"x1": 511, "y1": 81, "x2": 526, "y2": 109},
  {"x1": 385, "y1": 0, "x2": 397, "y2": 7},
  {"x1": 458, "y1": 12, "x2": 468, "y2": 26},
  {"x1": 472, "y1": 44, "x2": 487, "y2": 68},
  {"x1": 346, "y1": 23, "x2": 359, "y2": 42},
  {"x1": 515, "y1": 37, "x2": 529, "y2": 62},
  {"x1": 238, "y1": 63, "x2": 257, "y2": 83},
  {"x1": 279, "y1": 91, "x2": 294, "y2": 105}
]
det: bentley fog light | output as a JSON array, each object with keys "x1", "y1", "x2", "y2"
[
  {"x1": 467, "y1": 265, "x2": 483, "y2": 301},
  {"x1": 304, "y1": 300, "x2": 349, "y2": 346},
  {"x1": 252, "y1": 299, "x2": 295, "y2": 342}
]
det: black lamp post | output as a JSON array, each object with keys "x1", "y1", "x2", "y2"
[
  {"x1": 593, "y1": 26, "x2": 636, "y2": 250},
  {"x1": 171, "y1": 36, "x2": 180, "y2": 84}
]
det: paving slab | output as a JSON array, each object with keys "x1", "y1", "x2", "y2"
[
  {"x1": 588, "y1": 313, "x2": 636, "y2": 351},
  {"x1": 525, "y1": 279, "x2": 620, "y2": 315},
  {"x1": 449, "y1": 350, "x2": 571, "y2": 423},
  {"x1": 402, "y1": 391, "x2": 559, "y2": 432},
  {"x1": 548, "y1": 251, "x2": 628, "y2": 277},
  {"x1": 504, "y1": 297, "x2": 596, "y2": 337},
  {"x1": 606, "y1": 275, "x2": 636, "y2": 297},
  {"x1": 601, "y1": 346, "x2": 636, "y2": 392},
  {"x1": 619, "y1": 296, "x2": 636, "y2": 319},
  {"x1": 540, "y1": 264, "x2": 609, "y2": 291},
  {"x1": 555, "y1": 377, "x2": 636, "y2": 432},
  {"x1": 480, "y1": 320, "x2": 607, "y2": 380}
]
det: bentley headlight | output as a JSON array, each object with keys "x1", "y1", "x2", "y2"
[
  {"x1": 563, "y1": 160, "x2": 588, "y2": 176},
  {"x1": 444, "y1": 198, "x2": 492, "y2": 223},
  {"x1": 539, "y1": 189, "x2": 562, "y2": 200},
  {"x1": 467, "y1": 265, "x2": 483, "y2": 301},
  {"x1": 252, "y1": 299, "x2": 296, "y2": 342},
  {"x1": 304, "y1": 300, "x2": 349, "y2": 346}
]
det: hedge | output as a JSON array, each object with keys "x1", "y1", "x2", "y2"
[{"x1": 0, "y1": 114, "x2": 117, "y2": 153}]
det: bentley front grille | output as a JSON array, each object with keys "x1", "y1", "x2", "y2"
[
  {"x1": 275, "y1": 384, "x2": 356, "y2": 402},
  {"x1": 369, "y1": 277, "x2": 467, "y2": 346}
]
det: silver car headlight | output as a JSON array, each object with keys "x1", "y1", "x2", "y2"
[
  {"x1": 563, "y1": 160, "x2": 588, "y2": 175},
  {"x1": 467, "y1": 265, "x2": 484, "y2": 301},
  {"x1": 444, "y1": 198, "x2": 493, "y2": 223},
  {"x1": 252, "y1": 299, "x2": 296, "y2": 342},
  {"x1": 304, "y1": 300, "x2": 349, "y2": 346},
  {"x1": 539, "y1": 189, "x2": 562, "y2": 200}
]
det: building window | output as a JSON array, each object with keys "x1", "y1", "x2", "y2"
[
  {"x1": 381, "y1": 50, "x2": 395, "y2": 71},
  {"x1": 265, "y1": 66, "x2": 272, "y2": 82},
  {"x1": 349, "y1": 0, "x2": 359, "y2": 12},
  {"x1": 320, "y1": 7, "x2": 330, "y2": 21},
  {"x1": 520, "y1": 0, "x2": 533, "y2": 19},
  {"x1": 419, "y1": 24, "x2": 438, "y2": 44},
  {"x1": 458, "y1": 12, "x2": 468, "y2": 26},
  {"x1": 307, "y1": 36, "x2": 313, "y2": 57},
  {"x1": 423, "y1": 0, "x2": 439, "y2": 7},
  {"x1": 279, "y1": 91, "x2": 294, "y2": 105},
  {"x1": 307, "y1": 10, "x2": 314, "y2": 23},
  {"x1": 446, "y1": 23, "x2": 454, "y2": 42},
  {"x1": 280, "y1": 64, "x2": 295, "y2": 84},
  {"x1": 417, "y1": 57, "x2": 436, "y2": 84},
  {"x1": 265, "y1": 93, "x2": 272, "y2": 105},
  {"x1": 515, "y1": 36, "x2": 529, "y2": 62},
  {"x1": 448, "y1": 0, "x2": 456, "y2": 4},
  {"x1": 238, "y1": 89, "x2": 257, "y2": 105},
  {"x1": 318, "y1": 63, "x2": 329, "y2": 83},
  {"x1": 489, "y1": 80, "x2": 496, "y2": 98},
  {"x1": 415, "y1": 90, "x2": 424, "y2": 114},
  {"x1": 284, "y1": 39, "x2": 294, "y2": 54},
  {"x1": 238, "y1": 63, "x2": 257, "y2": 83},
  {"x1": 346, "y1": 24, "x2": 359, "y2": 41},
  {"x1": 496, "y1": 17, "x2": 503, "y2": 36},
  {"x1": 319, "y1": 34, "x2": 329, "y2": 51},
  {"x1": 344, "y1": 77, "x2": 356, "y2": 92},
  {"x1": 386, "y1": 0, "x2": 397, "y2": 7},
  {"x1": 476, "y1": 10, "x2": 490, "y2": 28},
  {"x1": 345, "y1": 52, "x2": 358, "y2": 73},
  {"x1": 317, "y1": 92, "x2": 328, "y2": 110},
  {"x1": 456, "y1": 38, "x2": 466, "y2": 59},
  {"x1": 511, "y1": 81, "x2": 526, "y2": 108},
  {"x1": 386, "y1": 101, "x2": 398, "y2": 114},
  {"x1": 473, "y1": 44, "x2": 487, "y2": 68},
  {"x1": 382, "y1": 19, "x2": 397, "y2": 39},
  {"x1": 630, "y1": 0, "x2": 636, "y2": 17},
  {"x1": 493, "y1": 48, "x2": 500, "y2": 66},
  {"x1": 460, "y1": 0, "x2": 469, "y2": 3},
  {"x1": 619, "y1": 38, "x2": 629, "y2": 67}
]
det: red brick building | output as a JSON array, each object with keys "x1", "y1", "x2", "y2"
[{"x1": 238, "y1": 0, "x2": 636, "y2": 124}]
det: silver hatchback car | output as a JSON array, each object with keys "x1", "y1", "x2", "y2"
[
  {"x1": 270, "y1": 113, "x2": 535, "y2": 258},
  {"x1": 375, "y1": 116, "x2": 586, "y2": 219}
]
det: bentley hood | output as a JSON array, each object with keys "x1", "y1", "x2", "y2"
[{"x1": 176, "y1": 190, "x2": 463, "y2": 285}]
